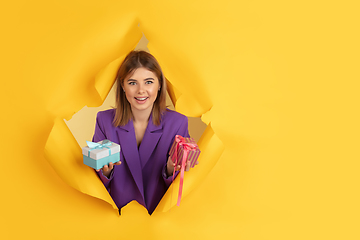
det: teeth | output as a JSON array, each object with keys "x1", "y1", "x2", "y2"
[{"x1": 136, "y1": 97, "x2": 147, "y2": 100}]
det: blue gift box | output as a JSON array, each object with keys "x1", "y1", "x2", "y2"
[{"x1": 82, "y1": 140, "x2": 121, "y2": 170}]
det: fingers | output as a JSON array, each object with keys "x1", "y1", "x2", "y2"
[
  {"x1": 103, "y1": 164, "x2": 109, "y2": 172},
  {"x1": 174, "y1": 161, "x2": 190, "y2": 171},
  {"x1": 185, "y1": 161, "x2": 191, "y2": 171},
  {"x1": 171, "y1": 162, "x2": 181, "y2": 172},
  {"x1": 174, "y1": 161, "x2": 195, "y2": 171},
  {"x1": 107, "y1": 161, "x2": 122, "y2": 169},
  {"x1": 166, "y1": 157, "x2": 199, "y2": 174},
  {"x1": 109, "y1": 162, "x2": 114, "y2": 169},
  {"x1": 171, "y1": 160, "x2": 199, "y2": 172},
  {"x1": 171, "y1": 160, "x2": 181, "y2": 172},
  {"x1": 101, "y1": 161, "x2": 118, "y2": 173}
]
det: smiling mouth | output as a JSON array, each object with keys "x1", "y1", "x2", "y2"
[{"x1": 135, "y1": 97, "x2": 148, "y2": 101}]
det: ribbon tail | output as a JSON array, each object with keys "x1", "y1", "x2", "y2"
[
  {"x1": 177, "y1": 149, "x2": 189, "y2": 206},
  {"x1": 170, "y1": 141, "x2": 179, "y2": 210}
]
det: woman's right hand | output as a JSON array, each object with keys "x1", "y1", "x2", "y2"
[{"x1": 96, "y1": 161, "x2": 121, "y2": 178}]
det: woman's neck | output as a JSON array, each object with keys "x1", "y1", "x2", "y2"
[
  {"x1": 131, "y1": 107, "x2": 152, "y2": 124},
  {"x1": 131, "y1": 107, "x2": 152, "y2": 148}
]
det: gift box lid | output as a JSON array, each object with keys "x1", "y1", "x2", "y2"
[{"x1": 82, "y1": 140, "x2": 121, "y2": 160}]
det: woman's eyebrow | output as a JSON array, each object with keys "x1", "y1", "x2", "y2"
[{"x1": 127, "y1": 78, "x2": 154, "y2": 81}]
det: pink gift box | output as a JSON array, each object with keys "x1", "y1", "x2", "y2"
[{"x1": 169, "y1": 135, "x2": 200, "y2": 168}]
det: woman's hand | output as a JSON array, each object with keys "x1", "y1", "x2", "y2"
[
  {"x1": 96, "y1": 161, "x2": 121, "y2": 178},
  {"x1": 166, "y1": 156, "x2": 180, "y2": 177},
  {"x1": 166, "y1": 156, "x2": 199, "y2": 177}
]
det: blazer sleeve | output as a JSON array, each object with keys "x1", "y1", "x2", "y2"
[
  {"x1": 92, "y1": 111, "x2": 114, "y2": 188},
  {"x1": 162, "y1": 115, "x2": 190, "y2": 186},
  {"x1": 177, "y1": 115, "x2": 190, "y2": 138}
]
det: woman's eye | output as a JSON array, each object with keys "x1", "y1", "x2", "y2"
[
  {"x1": 129, "y1": 82, "x2": 136, "y2": 85},
  {"x1": 145, "y1": 81, "x2": 153, "y2": 84}
]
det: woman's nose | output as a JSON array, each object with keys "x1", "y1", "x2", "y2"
[{"x1": 137, "y1": 83, "x2": 145, "y2": 93}]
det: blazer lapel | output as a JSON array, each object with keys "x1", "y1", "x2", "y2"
[
  {"x1": 118, "y1": 120, "x2": 144, "y2": 198},
  {"x1": 139, "y1": 115, "x2": 163, "y2": 168}
]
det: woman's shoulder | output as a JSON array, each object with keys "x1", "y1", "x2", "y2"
[
  {"x1": 96, "y1": 108, "x2": 116, "y2": 121},
  {"x1": 161, "y1": 109, "x2": 189, "y2": 136},
  {"x1": 162, "y1": 109, "x2": 188, "y2": 123}
]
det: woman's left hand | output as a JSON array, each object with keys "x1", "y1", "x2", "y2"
[
  {"x1": 166, "y1": 156, "x2": 199, "y2": 176},
  {"x1": 184, "y1": 160, "x2": 199, "y2": 171}
]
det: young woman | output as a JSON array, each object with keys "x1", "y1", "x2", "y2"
[{"x1": 92, "y1": 50, "x2": 197, "y2": 215}]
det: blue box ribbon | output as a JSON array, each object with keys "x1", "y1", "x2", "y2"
[{"x1": 86, "y1": 140, "x2": 112, "y2": 157}]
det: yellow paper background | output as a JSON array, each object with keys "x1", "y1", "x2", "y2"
[{"x1": 1, "y1": 0, "x2": 360, "y2": 239}]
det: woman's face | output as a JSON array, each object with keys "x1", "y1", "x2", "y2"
[{"x1": 123, "y1": 67, "x2": 160, "y2": 114}]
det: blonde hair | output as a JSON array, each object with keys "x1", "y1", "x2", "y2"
[{"x1": 113, "y1": 50, "x2": 167, "y2": 126}]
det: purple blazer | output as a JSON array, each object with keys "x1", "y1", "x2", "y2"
[{"x1": 92, "y1": 108, "x2": 189, "y2": 214}]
